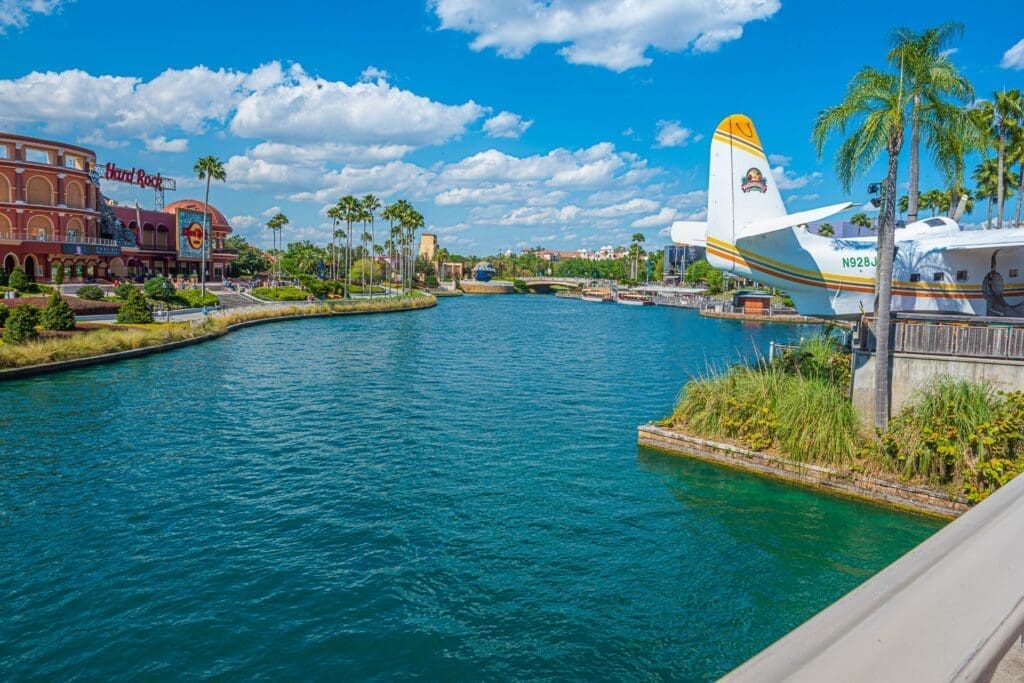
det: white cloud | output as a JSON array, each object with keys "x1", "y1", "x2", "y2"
[
  {"x1": 261, "y1": 206, "x2": 282, "y2": 217},
  {"x1": 496, "y1": 204, "x2": 581, "y2": 225},
  {"x1": 1001, "y1": 38, "x2": 1024, "y2": 70},
  {"x1": 434, "y1": 0, "x2": 781, "y2": 72},
  {"x1": 768, "y1": 153, "x2": 791, "y2": 165},
  {"x1": 435, "y1": 183, "x2": 522, "y2": 205},
  {"x1": 290, "y1": 161, "x2": 434, "y2": 203},
  {"x1": 655, "y1": 120, "x2": 701, "y2": 148},
  {"x1": 247, "y1": 141, "x2": 413, "y2": 165},
  {"x1": 0, "y1": 0, "x2": 67, "y2": 33},
  {"x1": 230, "y1": 214, "x2": 260, "y2": 229},
  {"x1": 360, "y1": 65, "x2": 390, "y2": 82},
  {"x1": 631, "y1": 207, "x2": 678, "y2": 228},
  {"x1": 483, "y1": 110, "x2": 534, "y2": 139},
  {"x1": 771, "y1": 165, "x2": 821, "y2": 190},
  {"x1": 586, "y1": 197, "x2": 659, "y2": 217},
  {"x1": 142, "y1": 135, "x2": 188, "y2": 153},
  {"x1": 441, "y1": 142, "x2": 626, "y2": 188}
]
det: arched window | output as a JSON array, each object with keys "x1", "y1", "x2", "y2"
[
  {"x1": 26, "y1": 176, "x2": 54, "y2": 206},
  {"x1": 0, "y1": 173, "x2": 10, "y2": 203},
  {"x1": 0, "y1": 213, "x2": 11, "y2": 239},
  {"x1": 65, "y1": 180, "x2": 85, "y2": 209},
  {"x1": 27, "y1": 215, "x2": 53, "y2": 241},
  {"x1": 65, "y1": 218, "x2": 83, "y2": 243}
]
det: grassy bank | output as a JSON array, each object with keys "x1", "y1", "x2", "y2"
[
  {"x1": 663, "y1": 335, "x2": 1024, "y2": 504},
  {"x1": 0, "y1": 295, "x2": 435, "y2": 372}
]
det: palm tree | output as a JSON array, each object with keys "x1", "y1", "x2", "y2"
[
  {"x1": 193, "y1": 156, "x2": 226, "y2": 295},
  {"x1": 630, "y1": 232, "x2": 645, "y2": 280},
  {"x1": 266, "y1": 213, "x2": 289, "y2": 281},
  {"x1": 813, "y1": 66, "x2": 907, "y2": 429},
  {"x1": 887, "y1": 22, "x2": 973, "y2": 223},
  {"x1": 338, "y1": 195, "x2": 361, "y2": 295},
  {"x1": 922, "y1": 188, "x2": 944, "y2": 217},
  {"x1": 976, "y1": 89, "x2": 1024, "y2": 228},
  {"x1": 361, "y1": 195, "x2": 381, "y2": 299},
  {"x1": 327, "y1": 204, "x2": 344, "y2": 280},
  {"x1": 1009, "y1": 126, "x2": 1024, "y2": 228},
  {"x1": 817, "y1": 222, "x2": 835, "y2": 237},
  {"x1": 897, "y1": 195, "x2": 909, "y2": 220},
  {"x1": 435, "y1": 246, "x2": 450, "y2": 282},
  {"x1": 850, "y1": 212, "x2": 873, "y2": 234}
]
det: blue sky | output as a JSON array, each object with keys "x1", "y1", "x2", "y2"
[{"x1": 0, "y1": 0, "x2": 1021, "y2": 254}]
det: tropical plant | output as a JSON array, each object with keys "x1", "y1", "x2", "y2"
[
  {"x1": 266, "y1": 213, "x2": 290, "y2": 280},
  {"x1": 850, "y1": 212, "x2": 873, "y2": 233},
  {"x1": 974, "y1": 159, "x2": 1019, "y2": 229},
  {"x1": 193, "y1": 155, "x2": 227, "y2": 294},
  {"x1": 817, "y1": 222, "x2": 835, "y2": 237},
  {"x1": 0, "y1": 305, "x2": 8, "y2": 328},
  {"x1": 52, "y1": 263, "x2": 64, "y2": 286},
  {"x1": 116, "y1": 288, "x2": 154, "y2": 324},
  {"x1": 338, "y1": 195, "x2": 361, "y2": 294},
  {"x1": 887, "y1": 23, "x2": 974, "y2": 223},
  {"x1": 327, "y1": 203, "x2": 344, "y2": 280},
  {"x1": 362, "y1": 194, "x2": 381, "y2": 299},
  {"x1": 39, "y1": 291, "x2": 75, "y2": 331},
  {"x1": 898, "y1": 195, "x2": 909, "y2": 219},
  {"x1": 975, "y1": 90, "x2": 1024, "y2": 228},
  {"x1": 1009, "y1": 126, "x2": 1024, "y2": 228},
  {"x1": 813, "y1": 65, "x2": 907, "y2": 428},
  {"x1": 2, "y1": 304, "x2": 39, "y2": 344}
]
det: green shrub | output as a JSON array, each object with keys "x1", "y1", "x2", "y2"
[
  {"x1": 425, "y1": 275, "x2": 439, "y2": 288},
  {"x1": 251, "y1": 286, "x2": 310, "y2": 301},
  {"x1": 0, "y1": 269, "x2": 7, "y2": 286},
  {"x1": 513, "y1": 279, "x2": 528, "y2": 292},
  {"x1": 8, "y1": 267, "x2": 29, "y2": 292},
  {"x1": 76, "y1": 284, "x2": 104, "y2": 300},
  {"x1": 171, "y1": 289, "x2": 219, "y2": 308},
  {"x1": 2, "y1": 304, "x2": 39, "y2": 344},
  {"x1": 114, "y1": 283, "x2": 136, "y2": 300},
  {"x1": 53, "y1": 264, "x2": 64, "y2": 286},
  {"x1": 116, "y1": 288, "x2": 154, "y2": 324},
  {"x1": 39, "y1": 291, "x2": 76, "y2": 331},
  {"x1": 143, "y1": 276, "x2": 175, "y2": 301},
  {"x1": 0, "y1": 306, "x2": 8, "y2": 327}
]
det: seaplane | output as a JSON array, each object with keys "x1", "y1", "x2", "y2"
[{"x1": 671, "y1": 114, "x2": 1024, "y2": 320}]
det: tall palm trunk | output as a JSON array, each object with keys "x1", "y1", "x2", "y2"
[
  {"x1": 907, "y1": 97, "x2": 921, "y2": 223},
  {"x1": 987, "y1": 198, "x2": 995, "y2": 229},
  {"x1": 997, "y1": 127, "x2": 1006, "y2": 229},
  {"x1": 874, "y1": 143, "x2": 901, "y2": 429},
  {"x1": 369, "y1": 221, "x2": 375, "y2": 300},
  {"x1": 1016, "y1": 162, "x2": 1024, "y2": 228},
  {"x1": 346, "y1": 221, "x2": 353, "y2": 296},
  {"x1": 201, "y1": 175, "x2": 211, "y2": 295}
]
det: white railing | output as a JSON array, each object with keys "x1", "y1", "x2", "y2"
[
  {"x1": 0, "y1": 229, "x2": 121, "y2": 248},
  {"x1": 724, "y1": 471, "x2": 1024, "y2": 681}
]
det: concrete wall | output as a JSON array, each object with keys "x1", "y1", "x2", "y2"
[{"x1": 852, "y1": 350, "x2": 1024, "y2": 419}]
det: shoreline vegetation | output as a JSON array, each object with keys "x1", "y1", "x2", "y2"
[
  {"x1": 0, "y1": 295, "x2": 435, "y2": 376},
  {"x1": 651, "y1": 334, "x2": 1024, "y2": 513}
]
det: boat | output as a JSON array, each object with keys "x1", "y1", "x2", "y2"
[
  {"x1": 616, "y1": 291, "x2": 654, "y2": 306},
  {"x1": 581, "y1": 288, "x2": 613, "y2": 302},
  {"x1": 472, "y1": 261, "x2": 497, "y2": 282}
]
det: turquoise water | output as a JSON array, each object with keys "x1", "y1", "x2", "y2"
[{"x1": 0, "y1": 296, "x2": 941, "y2": 680}]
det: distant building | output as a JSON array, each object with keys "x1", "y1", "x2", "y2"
[{"x1": 418, "y1": 233, "x2": 437, "y2": 261}]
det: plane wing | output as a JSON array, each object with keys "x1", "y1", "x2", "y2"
[
  {"x1": 910, "y1": 230, "x2": 1024, "y2": 253},
  {"x1": 670, "y1": 221, "x2": 707, "y2": 246},
  {"x1": 737, "y1": 202, "x2": 855, "y2": 240}
]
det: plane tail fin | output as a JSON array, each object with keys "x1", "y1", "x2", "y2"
[{"x1": 707, "y1": 114, "x2": 787, "y2": 253}]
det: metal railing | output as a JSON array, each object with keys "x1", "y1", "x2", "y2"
[
  {"x1": 698, "y1": 302, "x2": 804, "y2": 317},
  {"x1": 0, "y1": 229, "x2": 120, "y2": 248},
  {"x1": 860, "y1": 315, "x2": 1024, "y2": 361}
]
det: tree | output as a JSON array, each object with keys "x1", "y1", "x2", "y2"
[
  {"x1": 143, "y1": 276, "x2": 175, "y2": 301},
  {"x1": 338, "y1": 195, "x2": 361, "y2": 295},
  {"x1": 850, "y1": 212, "x2": 873, "y2": 234},
  {"x1": 225, "y1": 235, "x2": 270, "y2": 276},
  {"x1": 53, "y1": 263, "x2": 64, "y2": 286},
  {"x1": 898, "y1": 195, "x2": 909, "y2": 219},
  {"x1": 974, "y1": 159, "x2": 1019, "y2": 229},
  {"x1": 817, "y1": 222, "x2": 835, "y2": 237},
  {"x1": 116, "y1": 288, "x2": 154, "y2": 324},
  {"x1": 40, "y1": 291, "x2": 75, "y2": 331},
  {"x1": 629, "y1": 232, "x2": 646, "y2": 280},
  {"x1": 327, "y1": 203, "x2": 344, "y2": 280},
  {"x1": 813, "y1": 66, "x2": 907, "y2": 429},
  {"x1": 362, "y1": 194, "x2": 381, "y2": 299},
  {"x1": 975, "y1": 90, "x2": 1023, "y2": 228},
  {"x1": 2, "y1": 304, "x2": 38, "y2": 344},
  {"x1": 266, "y1": 213, "x2": 289, "y2": 280},
  {"x1": 887, "y1": 23, "x2": 973, "y2": 223},
  {"x1": 8, "y1": 266, "x2": 29, "y2": 292},
  {"x1": 1009, "y1": 126, "x2": 1024, "y2": 228},
  {"x1": 193, "y1": 156, "x2": 227, "y2": 296}
]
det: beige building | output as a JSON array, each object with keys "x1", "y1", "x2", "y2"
[{"x1": 418, "y1": 233, "x2": 437, "y2": 261}]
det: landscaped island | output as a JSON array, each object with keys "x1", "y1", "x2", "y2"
[
  {"x1": 645, "y1": 335, "x2": 1024, "y2": 516},
  {"x1": 0, "y1": 294, "x2": 435, "y2": 376}
]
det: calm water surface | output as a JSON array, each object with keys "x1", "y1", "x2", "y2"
[{"x1": 0, "y1": 296, "x2": 941, "y2": 680}]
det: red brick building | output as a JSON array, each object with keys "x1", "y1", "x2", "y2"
[{"x1": 0, "y1": 132, "x2": 236, "y2": 282}]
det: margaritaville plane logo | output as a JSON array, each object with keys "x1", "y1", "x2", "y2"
[
  {"x1": 740, "y1": 167, "x2": 767, "y2": 194},
  {"x1": 183, "y1": 222, "x2": 205, "y2": 250}
]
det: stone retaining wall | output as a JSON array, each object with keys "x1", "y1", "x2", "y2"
[{"x1": 638, "y1": 423, "x2": 966, "y2": 519}]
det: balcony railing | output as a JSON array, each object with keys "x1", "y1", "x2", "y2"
[
  {"x1": 859, "y1": 314, "x2": 1024, "y2": 361},
  {"x1": 0, "y1": 229, "x2": 120, "y2": 248}
]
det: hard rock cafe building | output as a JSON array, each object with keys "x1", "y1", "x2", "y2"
[{"x1": 0, "y1": 132, "x2": 236, "y2": 282}]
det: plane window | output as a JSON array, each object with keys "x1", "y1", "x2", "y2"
[
  {"x1": 1011, "y1": 269, "x2": 1019, "y2": 278},
  {"x1": 956, "y1": 270, "x2": 968, "y2": 282},
  {"x1": 933, "y1": 272, "x2": 944, "y2": 282},
  {"x1": 910, "y1": 273, "x2": 921, "y2": 282},
  {"x1": 925, "y1": 218, "x2": 947, "y2": 227}
]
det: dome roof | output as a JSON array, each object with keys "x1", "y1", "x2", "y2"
[{"x1": 164, "y1": 199, "x2": 230, "y2": 228}]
